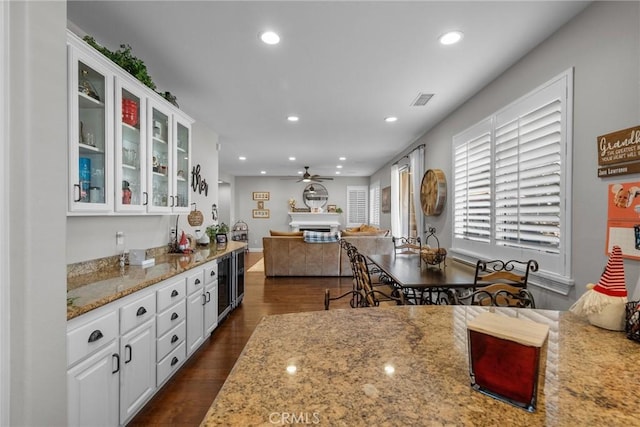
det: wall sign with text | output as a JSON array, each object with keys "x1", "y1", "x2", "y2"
[{"x1": 597, "y1": 125, "x2": 640, "y2": 177}]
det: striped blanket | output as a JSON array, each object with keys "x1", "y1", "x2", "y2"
[{"x1": 303, "y1": 230, "x2": 341, "y2": 243}]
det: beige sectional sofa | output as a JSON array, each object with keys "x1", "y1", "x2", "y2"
[{"x1": 262, "y1": 235, "x2": 394, "y2": 277}]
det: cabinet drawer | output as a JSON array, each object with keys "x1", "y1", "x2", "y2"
[
  {"x1": 157, "y1": 278, "x2": 186, "y2": 313},
  {"x1": 67, "y1": 310, "x2": 118, "y2": 367},
  {"x1": 157, "y1": 341, "x2": 186, "y2": 387},
  {"x1": 186, "y1": 270, "x2": 204, "y2": 296},
  {"x1": 203, "y1": 262, "x2": 218, "y2": 285},
  {"x1": 156, "y1": 321, "x2": 186, "y2": 362},
  {"x1": 157, "y1": 299, "x2": 186, "y2": 337},
  {"x1": 120, "y1": 292, "x2": 156, "y2": 334}
]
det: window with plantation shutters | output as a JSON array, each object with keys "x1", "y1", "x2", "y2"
[
  {"x1": 347, "y1": 186, "x2": 368, "y2": 228},
  {"x1": 454, "y1": 121, "x2": 492, "y2": 244},
  {"x1": 369, "y1": 183, "x2": 380, "y2": 226},
  {"x1": 452, "y1": 70, "x2": 572, "y2": 281}
]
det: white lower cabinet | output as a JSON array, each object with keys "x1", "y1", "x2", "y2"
[
  {"x1": 67, "y1": 257, "x2": 235, "y2": 426},
  {"x1": 119, "y1": 318, "x2": 156, "y2": 424},
  {"x1": 186, "y1": 289, "x2": 205, "y2": 356},
  {"x1": 67, "y1": 339, "x2": 119, "y2": 427}
]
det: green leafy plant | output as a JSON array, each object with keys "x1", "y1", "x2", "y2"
[
  {"x1": 83, "y1": 36, "x2": 157, "y2": 90},
  {"x1": 335, "y1": 207, "x2": 343, "y2": 213},
  {"x1": 206, "y1": 223, "x2": 229, "y2": 241}
]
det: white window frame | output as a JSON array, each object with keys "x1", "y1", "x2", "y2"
[
  {"x1": 346, "y1": 185, "x2": 368, "y2": 228},
  {"x1": 369, "y1": 182, "x2": 380, "y2": 226},
  {"x1": 0, "y1": 1, "x2": 9, "y2": 423},
  {"x1": 451, "y1": 69, "x2": 573, "y2": 293}
]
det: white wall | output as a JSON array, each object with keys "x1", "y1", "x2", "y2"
[
  {"x1": 9, "y1": 1, "x2": 68, "y2": 425},
  {"x1": 234, "y1": 176, "x2": 368, "y2": 250},
  {"x1": 373, "y1": 2, "x2": 640, "y2": 310}
]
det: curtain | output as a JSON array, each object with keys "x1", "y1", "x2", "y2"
[
  {"x1": 409, "y1": 146, "x2": 425, "y2": 240},
  {"x1": 390, "y1": 163, "x2": 401, "y2": 237}
]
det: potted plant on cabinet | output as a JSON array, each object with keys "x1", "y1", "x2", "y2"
[{"x1": 206, "y1": 223, "x2": 229, "y2": 246}]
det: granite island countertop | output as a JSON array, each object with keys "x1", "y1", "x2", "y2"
[
  {"x1": 201, "y1": 305, "x2": 640, "y2": 426},
  {"x1": 67, "y1": 241, "x2": 246, "y2": 320}
]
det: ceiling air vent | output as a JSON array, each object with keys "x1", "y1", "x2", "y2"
[{"x1": 411, "y1": 93, "x2": 434, "y2": 107}]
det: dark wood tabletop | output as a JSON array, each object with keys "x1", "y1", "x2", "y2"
[{"x1": 367, "y1": 254, "x2": 477, "y2": 289}]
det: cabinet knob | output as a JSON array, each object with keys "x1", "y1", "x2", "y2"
[
  {"x1": 136, "y1": 306, "x2": 147, "y2": 316},
  {"x1": 171, "y1": 289, "x2": 179, "y2": 297},
  {"x1": 171, "y1": 312, "x2": 179, "y2": 321},
  {"x1": 88, "y1": 329, "x2": 103, "y2": 343},
  {"x1": 195, "y1": 278, "x2": 201, "y2": 285},
  {"x1": 210, "y1": 270, "x2": 216, "y2": 277},
  {"x1": 171, "y1": 334, "x2": 179, "y2": 344}
]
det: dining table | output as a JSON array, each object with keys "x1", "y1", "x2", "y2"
[
  {"x1": 367, "y1": 253, "x2": 477, "y2": 304},
  {"x1": 200, "y1": 305, "x2": 640, "y2": 426}
]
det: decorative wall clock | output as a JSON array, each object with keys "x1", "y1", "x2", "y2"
[{"x1": 420, "y1": 169, "x2": 447, "y2": 216}]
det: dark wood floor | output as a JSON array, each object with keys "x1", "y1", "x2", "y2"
[{"x1": 129, "y1": 252, "x2": 354, "y2": 426}]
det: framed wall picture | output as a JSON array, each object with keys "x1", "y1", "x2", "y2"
[
  {"x1": 381, "y1": 186, "x2": 391, "y2": 213},
  {"x1": 327, "y1": 204, "x2": 337, "y2": 213},
  {"x1": 215, "y1": 233, "x2": 227, "y2": 248},
  {"x1": 252, "y1": 209, "x2": 270, "y2": 219},
  {"x1": 252, "y1": 192, "x2": 270, "y2": 201}
]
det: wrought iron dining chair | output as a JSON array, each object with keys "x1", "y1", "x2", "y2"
[
  {"x1": 392, "y1": 236, "x2": 422, "y2": 256},
  {"x1": 325, "y1": 253, "x2": 405, "y2": 309},
  {"x1": 473, "y1": 259, "x2": 538, "y2": 289},
  {"x1": 453, "y1": 259, "x2": 538, "y2": 308},
  {"x1": 453, "y1": 283, "x2": 536, "y2": 308}
]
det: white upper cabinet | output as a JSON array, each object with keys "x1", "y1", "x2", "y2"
[
  {"x1": 67, "y1": 40, "x2": 114, "y2": 213},
  {"x1": 67, "y1": 30, "x2": 194, "y2": 216}
]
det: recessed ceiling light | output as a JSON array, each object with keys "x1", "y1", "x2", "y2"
[
  {"x1": 336, "y1": 165, "x2": 343, "y2": 169},
  {"x1": 239, "y1": 156, "x2": 247, "y2": 161},
  {"x1": 260, "y1": 31, "x2": 280, "y2": 45},
  {"x1": 339, "y1": 157, "x2": 346, "y2": 161},
  {"x1": 384, "y1": 116, "x2": 398, "y2": 123},
  {"x1": 289, "y1": 156, "x2": 296, "y2": 161},
  {"x1": 287, "y1": 115, "x2": 299, "y2": 122},
  {"x1": 335, "y1": 171, "x2": 341, "y2": 175},
  {"x1": 439, "y1": 31, "x2": 463, "y2": 45},
  {"x1": 260, "y1": 170, "x2": 267, "y2": 174}
]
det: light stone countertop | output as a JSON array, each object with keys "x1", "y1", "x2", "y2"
[
  {"x1": 67, "y1": 241, "x2": 246, "y2": 320},
  {"x1": 201, "y1": 305, "x2": 640, "y2": 426}
]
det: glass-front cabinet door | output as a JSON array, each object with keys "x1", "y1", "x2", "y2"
[
  {"x1": 173, "y1": 114, "x2": 192, "y2": 213},
  {"x1": 68, "y1": 45, "x2": 113, "y2": 213},
  {"x1": 115, "y1": 79, "x2": 147, "y2": 213},
  {"x1": 148, "y1": 103, "x2": 172, "y2": 213}
]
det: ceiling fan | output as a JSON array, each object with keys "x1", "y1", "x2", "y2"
[
  {"x1": 298, "y1": 166, "x2": 334, "y2": 183},
  {"x1": 281, "y1": 166, "x2": 334, "y2": 183}
]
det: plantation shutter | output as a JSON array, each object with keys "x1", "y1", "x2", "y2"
[
  {"x1": 494, "y1": 80, "x2": 563, "y2": 254},
  {"x1": 347, "y1": 186, "x2": 368, "y2": 228},
  {"x1": 454, "y1": 120, "x2": 492, "y2": 243},
  {"x1": 369, "y1": 184, "x2": 380, "y2": 226}
]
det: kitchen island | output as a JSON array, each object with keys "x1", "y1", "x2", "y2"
[{"x1": 201, "y1": 305, "x2": 640, "y2": 426}]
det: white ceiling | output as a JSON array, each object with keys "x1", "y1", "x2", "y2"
[{"x1": 67, "y1": 1, "x2": 590, "y2": 179}]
